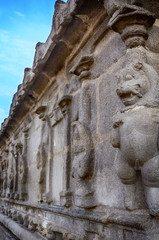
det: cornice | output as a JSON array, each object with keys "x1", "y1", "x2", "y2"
[{"x1": 0, "y1": 0, "x2": 105, "y2": 147}]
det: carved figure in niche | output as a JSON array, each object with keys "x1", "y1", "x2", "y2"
[
  {"x1": 11, "y1": 143, "x2": 23, "y2": 200},
  {"x1": 112, "y1": 48, "x2": 159, "y2": 216},
  {"x1": 2, "y1": 160, "x2": 8, "y2": 198},
  {"x1": 70, "y1": 55, "x2": 96, "y2": 208},
  {"x1": 36, "y1": 106, "x2": 53, "y2": 203},
  {"x1": 0, "y1": 150, "x2": 9, "y2": 198},
  {"x1": 58, "y1": 95, "x2": 73, "y2": 207},
  {"x1": 8, "y1": 167, "x2": 14, "y2": 199},
  {"x1": 18, "y1": 128, "x2": 29, "y2": 201},
  {"x1": 72, "y1": 121, "x2": 96, "y2": 208}
]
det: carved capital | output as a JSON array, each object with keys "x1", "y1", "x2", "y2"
[
  {"x1": 70, "y1": 55, "x2": 94, "y2": 81},
  {"x1": 35, "y1": 105, "x2": 47, "y2": 121},
  {"x1": 58, "y1": 95, "x2": 72, "y2": 117},
  {"x1": 104, "y1": 0, "x2": 155, "y2": 48}
]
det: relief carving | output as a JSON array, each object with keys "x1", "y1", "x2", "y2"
[
  {"x1": 70, "y1": 55, "x2": 94, "y2": 81},
  {"x1": 46, "y1": 223, "x2": 67, "y2": 240},
  {"x1": 23, "y1": 213, "x2": 29, "y2": 228},
  {"x1": 17, "y1": 211, "x2": 24, "y2": 224},
  {"x1": 112, "y1": 48, "x2": 159, "y2": 215},
  {"x1": 28, "y1": 216, "x2": 38, "y2": 232},
  {"x1": 1, "y1": 151, "x2": 8, "y2": 198},
  {"x1": 36, "y1": 105, "x2": 53, "y2": 203},
  {"x1": 104, "y1": 0, "x2": 155, "y2": 48},
  {"x1": 8, "y1": 167, "x2": 14, "y2": 199},
  {"x1": 8, "y1": 128, "x2": 29, "y2": 201},
  {"x1": 70, "y1": 55, "x2": 96, "y2": 208},
  {"x1": 58, "y1": 94, "x2": 73, "y2": 207},
  {"x1": 11, "y1": 143, "x2": 19, "y2": 199},
  {"x1": 2, "y1": 161, "x2": 7, "y2": 198},
  {"x1": 12, "y1": 209, "x2": 18, "y2": 221},
  {"x1": 72, "y1": 121, "x2": 96, "y2": 208},
  {"x1": 18, "y1": 128, "x2": 29, "y2": 201}
]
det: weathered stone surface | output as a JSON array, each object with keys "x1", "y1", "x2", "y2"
[{"x1": 0, "y1": 0, "x2": 159, "y2": 239}]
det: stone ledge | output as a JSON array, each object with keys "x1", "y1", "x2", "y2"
[
  {"x1": 0, "y1": 213, "x2": 45, "y2": 240},
  {"x1": 1, "y1": 199, "x2": 152, "y2": 230}
]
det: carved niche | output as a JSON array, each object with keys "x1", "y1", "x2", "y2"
[
  {"x1": 18, "y1": 128, "x2": 29, "y2": 201},
  {"x1": 35, "y1": 105, "x2": 53, "y2": 203},
  {"x1": 71, "y1": 121, "x2": 95, "y2": 208},
  {"x1": 8, "y1": 127, "x2": 29, "y2": 201},
  {"x1": 70, "y1": 55, "x2": 96, "y2": 208},
  {"x1": 10, "y1": 143, "x2": 17, "y2": 199},
  {"x1": 112, "y1": 48, "x2": 159, "y2": 216},
  {"x1": 8, "y1": 163, "x2": 14, "y2": 199},
  {"x1": 1, "y1": 151, "x2": 8, "y2": 198},
  {"x1": 58, "y1": 94, "x2": 73, "y2": 207}
]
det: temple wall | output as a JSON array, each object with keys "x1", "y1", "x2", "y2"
[{"x1": 0, "y1": 0, "x2": 159, "y2": 239}]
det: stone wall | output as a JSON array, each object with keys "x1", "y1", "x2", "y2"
[{"x1": 0, "y1": 0, "x2": 159, "y2": 239}]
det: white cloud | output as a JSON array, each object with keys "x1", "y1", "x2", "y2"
[{"x1": 14, "y1": 11, "x2": 25, "y2": 18}]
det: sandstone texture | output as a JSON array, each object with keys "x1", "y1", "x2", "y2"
[{"x1": 0, "y1": 0, "x2": 159, "y2": 239}]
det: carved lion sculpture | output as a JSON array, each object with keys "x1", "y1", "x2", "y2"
[{"x1": 112, "y1": 51, "x2": 159, "y2": 216}]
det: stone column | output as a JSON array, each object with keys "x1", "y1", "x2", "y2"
[{"x1": 104, "y1": 0, "x2": 155, "y2": 48}]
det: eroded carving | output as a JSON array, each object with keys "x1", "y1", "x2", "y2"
[
  {"x1": 70, "y1": 55, "x2": 94, "y2": 81},
  {"x1": 11, "y1": 143, "x2": 22, "y2": 200},
  {"x1": 18, "y1": 128, "x2": 29, "y2": 201},
  {"x1": 46, "y1": 223, "x2": 66, "y2": 240},
  {"x1": 28, "y1": 216, "x2": 38, "y2": 232},
  {"x1": 1, "y1": 151, "x2": 8, "y2": 198},
  {"x1": 104, "y1": 0, "x2": 155, "y2": 48},
  {"x1": 17, "y1": 211, "x2": 24, "y2": 224},
  {"x1": 36, "y1": 106, "x2": 53, "y2": 203},
  {"x1": 12, "y1": 209, "x2": 18, "y2": 221},
  {"x1": 58, "y1": 94, "x2": 73, "y2": 207},
  {"x1": 112, "y1": 48, "x2": 159, "y2": 215},
  {"x1": 8, "y1": 167, "x2": 14, "y2": 199},
  {"x1": 70, "y1": 55, "x2": 96, "y2": 209},
  {"x1": 72, "y1": 121, "x2": 96, "y2": 208}
]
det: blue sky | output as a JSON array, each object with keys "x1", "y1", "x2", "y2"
[{"x1": 0, "y1": 0, "x2": 66, "y2": 125}]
